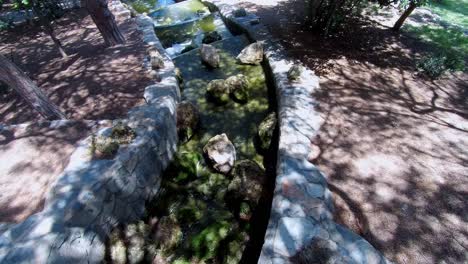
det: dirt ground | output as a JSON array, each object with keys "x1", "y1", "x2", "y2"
[
  {"x1": 0, "y1": 121, "x2": 110, "y2": 223},
  {"x1": 0, "y1": 8, "x2": 151, "y2": 124},
  {"x1": 0, "y1": 7, "x2": 150, "y2": 223},
  {"x1": 239, "y1": 0, "x2": 468, "y2": 263}
]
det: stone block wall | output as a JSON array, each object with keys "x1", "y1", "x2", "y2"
[
  {"x1": 202, "y1": 1, "x2": 391, "y2": 263},
  {"x1": 0, "y1": 7, "x2": 180, "y2": 264}
]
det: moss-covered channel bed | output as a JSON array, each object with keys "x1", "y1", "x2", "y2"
[{"x1": 105, "y1": 1, "x2": 277, "y2": 263}]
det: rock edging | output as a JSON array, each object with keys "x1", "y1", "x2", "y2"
[
  {"x1": 0, "y1": 7, "x2": 180, "y2": 264},
  {"x1": 202, "y1": 1, "x2": 391, "y2": 263}
]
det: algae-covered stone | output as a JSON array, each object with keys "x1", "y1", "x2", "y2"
[
  {"x1": 203, "y1": 133, "x2": 236, "y2": 174},
  {"x1": 153, "y1": 216, "x2": 182, "y2": 252},
  {"x1": 200, "y1": 44, "x2": 220, "y2": 68},
  {"x1": 239, "y1": 201, "x2": 252, "y2": 221},
  {"x1": 190, "y1": 220, "x2": 232, "y2": 261},
  {"x1": 287, "y1": 64, "x2": 303, "y2": 82},
  {"x1": 188, "y1": 172, "x2": 230, "y2": 200},
  {"x1": 227, "y1": 160, "x2": 266, "y2": 206},
  {"x1": 206, "y1": 79, "x2": 230, "y2": 105},
  {"x1": 111, "y1": 121, "x2": 136, "y2": 144},
  {"x1": 236, "y1": 42, "x2": 263, "y2": 65},
  {"x1": 202, "y1": 31, "x2": 222, "y2": 44},
  {"x1": 258, "y1": 112, "x2": 277, "y2": 151},
  {"x1": 171, "y1": 196, "x2": 207, "y2": 225},
  {"x1": 177, "y1": 101, "x2": 199, "y2": 142},
  {"x1": 226, "y1": 74, "x2": 249, "y2": 103},
  {"x1": 225, "y1": 232, "x2": 249, "y2": 264}
]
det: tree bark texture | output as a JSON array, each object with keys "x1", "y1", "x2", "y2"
[
  {"x1": 393, "y1": 2, "x2": 417, "y2": 31},
  {"x1": 85, "y1": 0, "x2": 126, "y2": 46},
  {"x1": 0, "y1": 55, "x2": 67, "y2": 120}
]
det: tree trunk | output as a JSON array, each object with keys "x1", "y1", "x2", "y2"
[
  {"x1": 393, "y1": 2, "x2": 417, "y2": 31},
  {"x1": 42, "y1": 18, "x2": 68, "y2": 59},
  {"x1": 84, "y1": 0, "x2": 125, "y2": 46},
  {"x1": 0, "y1": 55, "x2": 67, "y2": 120}
]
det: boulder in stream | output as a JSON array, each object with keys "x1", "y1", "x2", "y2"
[
  {"x1": 258, "y1": 112, "x2": 277, "y2": 151},
  {"x1": 206, "y1": 79, "x2": 230, "y2": 105},
  {"x1": 202, "y1": 31, "x2": 222, "y2": 44},
  {"x1": 200, "y1": 44, "x2": 220, "y2": 68},
  {"x1": 203, "y1": 133, "x2": 236, "y2": 174},
  {"x1": 227, "y1": 159, "x2": 266, "y2": 206},
  {"x1": 226, "y1": 74, "x2": 249, "y2": 103},
  {"x1": 236, "y1": 41, "x2": 263, "y2": 65},
  {"x1": 177, "y1": 101, "x2": 199, "y2": 142}
]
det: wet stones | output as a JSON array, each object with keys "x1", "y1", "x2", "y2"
[
  {"x1": 202, "y1": 31, "x2": 222, "y2": 44},
  {"x1": 153, "y1": 216, "x2": 182, "y2": 252},
  {"x1": 203, "y1": 133, "x2": 236, "y2": 174},
  {"x1": 176, "y1": 101, "x2": 199, "y2": 142},
  {"x1": 200, "y1": 44, "x2": 220, "y2": 68},
  {"x1": 206, "y1": 74, "x2": 250, "y2": 105},
  {"x1": 227, "y1": 159, "x2": 266, "y2": 206},
  {"x1": 258, "y1": 112, "x2": 277, "y2": 151},
  {"x1": 287, "y1": 64, "x2": 303, "y2": 82},
  {"x1": 207, "y1": 79, "x2": 230, "y2": 105},
  {"x1": 237, "y1": 41, "x2": 264, "y2": 65},
  {"x1": 226, "y1": 74, "x2": 249, "y2": 102}
]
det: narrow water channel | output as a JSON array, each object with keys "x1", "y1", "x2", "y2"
[{"x1": 107, "y1": 1, "x2": 277, "y2": 263}]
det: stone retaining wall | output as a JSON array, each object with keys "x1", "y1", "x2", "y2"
[
  {"x1": 0, "y1": 6, "x2": 180, "y2": 263},
  {"x1": 203, "y1": 1, "x2": 391, "y2": 263}
]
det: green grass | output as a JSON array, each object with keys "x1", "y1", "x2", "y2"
[
  {"x1": 405, "y1": 24, "x2": 468, "y2": 56},
  {"x1": 426, "y1": 0, "x2": 468, "y2": 28}
]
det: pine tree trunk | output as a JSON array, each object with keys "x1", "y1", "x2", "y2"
[
  {"x1": 0, "y1": 55, "x2": 67, "y2": 120},
  {"x1": 393, "y1": 2, "x2": 417, "y2": 31},
  {"x1": 85, "y1": 0, "x2": 126, "y2": 46}
]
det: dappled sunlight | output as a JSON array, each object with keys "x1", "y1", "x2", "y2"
[{"x1": 0, "y1": 9, "x2": 152, "y2": 124}]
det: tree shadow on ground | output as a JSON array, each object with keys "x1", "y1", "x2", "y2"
[
  {"x1": 0, "y1": 8, "x2": 153, "y2": 125},
  {"x1": 240, "y1": 0, "x2": 468, "y2": 263}
]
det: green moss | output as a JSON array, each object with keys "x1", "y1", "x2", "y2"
[{"x1": 190, "y1": 220, "x2": 231, "y2": 261}]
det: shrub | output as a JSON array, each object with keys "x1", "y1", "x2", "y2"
[{"x1": 417, "y1": 52, "x2": 466, "y2": 79}]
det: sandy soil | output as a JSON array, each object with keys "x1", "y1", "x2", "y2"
[
  {"x1": 0, "y1": 121, "x2": 110, "y2": 223},
  {"x1": 238, "y1": 0, "x2": 468, "y2": 263},
  {"x1": 0, "y1": 8, "x2": 151, "y2": 124}
]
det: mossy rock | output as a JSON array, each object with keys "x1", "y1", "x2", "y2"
[
  {"x1": 206, "y1": 79, "x2": 230, "y2": 105},
  {"x1": 153, "y1": 216, "x2": 183, "y2": 253},
  {"x1": 239, "y1": 201, "x2": 252, "y2": 221},
  {"x1": 258, "y1": 112, "x2": 277, "y2": 151},
  {"x1": 177, "y1": 101, "x2": 199, "y2": 142},
  {"x1": 202, "y1": 31, "x2": 222, "y2": 44},
  {"x1": 187, "y1": 172, "x2": 230, "y2": 200},
  {"x1": 91, "y1": 135, "x2": 119, "y2": 159},
  {"x1": 169, "y1": 195, "x2": 207, "y2": 226},
  {"x1": 226, "y1": 74, "x2": 249, "y2": 103},
  {"x1": 189, "y1": 220, "x2": 232, "y2": 261},
  {"x1": 224, "y1": 231, "x2": 249, "y2": 264},
  {"x1": 287, "y1": 64, "x2": 303, "y2": 82},
  {"x1": 111, "y1": 122, "x2": 136, "y2": 144},
  {"x1": 227, "y1": 160, "x2": 266, "y2": 207}
]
